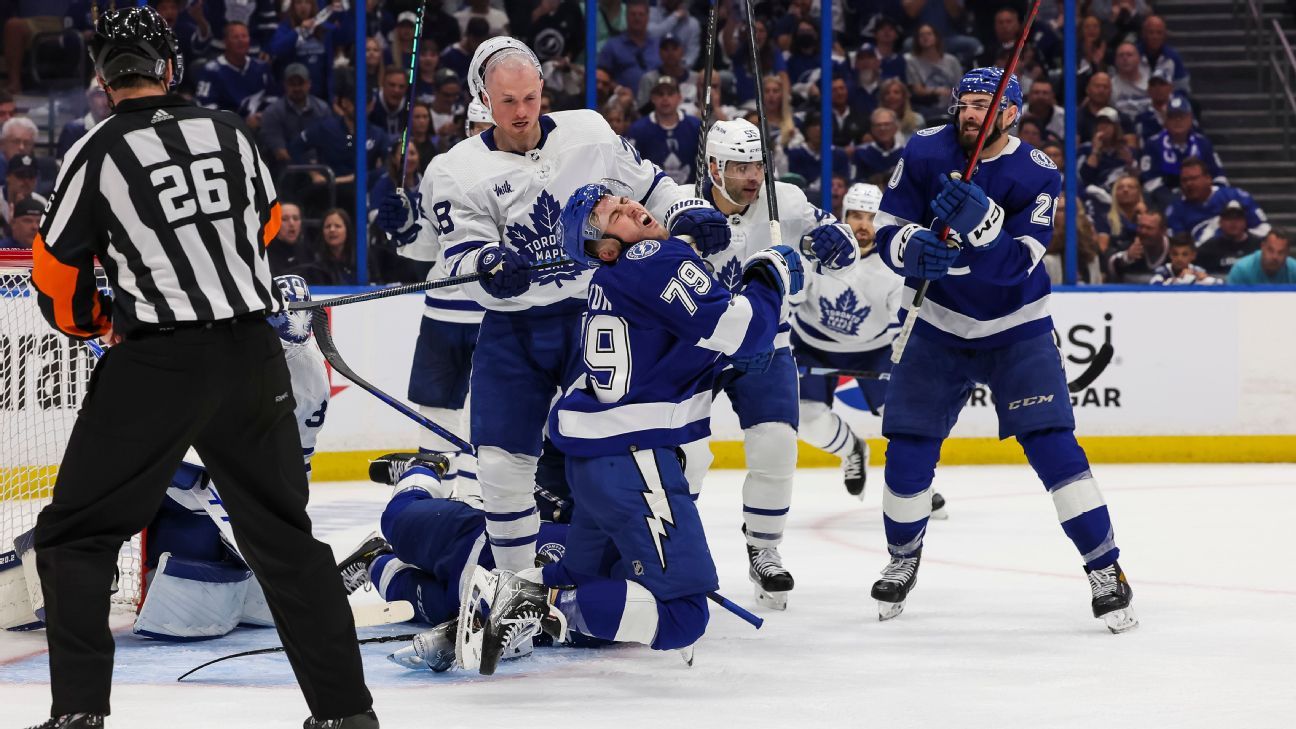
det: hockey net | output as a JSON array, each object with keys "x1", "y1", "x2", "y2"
[{"x1": 0, "y1": 249, "x2": 143, "y2": 613}]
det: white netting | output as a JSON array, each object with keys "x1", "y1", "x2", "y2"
[{"x1": 0, "y1": 250, "x2": 142, "y2": 612}]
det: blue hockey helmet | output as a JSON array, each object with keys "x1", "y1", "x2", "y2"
[
  {"x1": 268, "y1": 275, "x2": 313, "y2": 345},
  {"x1": 559, "y1": 179, "x2": 634, "y2": 268},
  {"x1": 952, "y1": 67, "x2": 1022, "y2": 113}
]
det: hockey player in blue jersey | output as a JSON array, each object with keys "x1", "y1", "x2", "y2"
[
  {"x1": 869, "y1": 68, "x2": 1138, "y2": 633},
  {"x1": 698, "y1": 118, "x2": 859, "y2": 610},
  {"x1": 388, "y1": 37, "x2": 730, "y2": 578},
  {"x1": 451, "y1": 181, "x2": 801, "y2": 676}
]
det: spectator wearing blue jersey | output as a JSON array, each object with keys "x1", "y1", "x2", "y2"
[
  {"x1": 785, "y1": 20, "x2": 823, "y2": 90},
  {"x1": 787, "y1": 112, "x2": 850, "y2": 198},
  {"x1": 196, "y1": 21, "x2": 272, "y2": 115},
  {"x1": 1139, "y1": 15, "x2": 1191, "y2": 93},
  {"x1": 268, "y1": 0, "x2": 350, "y2": 102},
  {"x1": 1079, "y1": 107, "x2": 1138, "y2": 196},
  {"x1": 829, "y1": 76, "x2": 870, "y2": 147},
  {"x1": 260, "y1": 63, "x2": 331, "y2": 174},
  {"x1": 627, "y1": 76, "x2": 701, "y2": 185},
  {"x1": 850, "y1": 42, "x2": 883, "y2": 117},
  {"x1": 851, "y1": 108, "x2": 905, "y2": 184},
  {"x1": 597, "y1": 0, "x2": 660, "y2": 93},
  {"x1": 1228, "y1": 229, "x2": 1296, "y2": 285},
  {"x1": 1167, "y1": 158, "x2": 1271, "y2": 244},
  {"x1": 725, "y1": 16, "x2": 786, "y2": 108},
  {"x1": 296, "y1": 74, "x2": 390, "y2": 216},
  {"x1": 369, "y1": 66, "x2": 409, "y2": 139},
  {"x1": 56, "y1": 83, "x2": 111, "y2": 163},
  {"x1": 649, "y1": 0, "x2": 700, "y2": 67},
  {"x1": 412, "y1": 41, "x2": 442, "y2": 106},
  {"x1": 636, "y1": 34, "x2": 697, "y2": 109},
  {"x1": 440, "y1": 17, "x2": 490, "y2": 84},
  {"x1": 1140, "y1": 96, "x2": 1225, "y2": 207},
  {"x1": 1133, "y1": 69, "x2": 1177, "y2": 141},
  {"x1": 871, "y1": 16, "x2": 909, "y2": 81}
]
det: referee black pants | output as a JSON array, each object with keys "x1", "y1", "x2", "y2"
[{"x1": 34, "y1": 319, "x2": 372, "y2": 719}]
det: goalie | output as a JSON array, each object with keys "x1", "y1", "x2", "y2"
[{"x1": 2, "y1": 275, "x2": 330, "y2": 641}]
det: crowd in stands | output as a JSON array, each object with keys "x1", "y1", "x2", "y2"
[{"x1": 1, "y1": 0, "x2": 1293, "y2": 285}]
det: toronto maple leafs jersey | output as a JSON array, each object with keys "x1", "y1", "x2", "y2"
[
  {"x1": 792, "y1": 253, "x2": 903, "y2": 353},
  {"x1": 702, "y1": 179, "x2": 836, "y2": 349},
  {"x1": 398, "y1": 176, "x2": 485, "y2": 325},
  {"x1": 429, "y1": 110, "x2": 693, "y2": 312},
  {"x1": 549, "y1": 238, "x2": 785, "y2": 457},
  {"x1": 876, "y1": 126, "x2": 1062, "y2": 350}
]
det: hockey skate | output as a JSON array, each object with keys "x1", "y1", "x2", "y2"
[
  {"x1": 23, "y1": 714, "x2": 104, "y2": 729},
  {"x1": 871, "y1": 548, "x2": 921, "y2": 621},
  {"x1": 843, "y1": 436, "x2": 867, "y2": 499},
  {"x1": 1087, "y1": 561, "x2": 1139, "y2": 634},
  {"x1": 930, "y1": 491, "x2": 949, "y2": 520},
  {"x1": 367, "y1": 451, "x2": 450, "y2": 486},
  {"x1": 478, "y1": 570, "x2": 567, "y2": 676},
  {"x1": 745, "y1": 530, "x2": 795, "y2": 610},
  {"x1": 388, "y1": 618, "x2": 459, "y2": 672},
  {"x1": 302, "y1": 709, "x2": 379, "y2": 728},
  {"x1": 337, "y1": 532, "x2": 391, "y2": 595}
]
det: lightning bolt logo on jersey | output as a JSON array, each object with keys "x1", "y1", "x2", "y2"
[{"x1": 634, "y1": 450, "x2": 677, "y2": 570}]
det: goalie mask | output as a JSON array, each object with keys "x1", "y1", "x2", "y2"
[
  {"x1": 706, "y1": 119, "x2": 766, "y2": 207},
  {"x1": 268, "y1": 275, "x2": 313, "y2": 345}
]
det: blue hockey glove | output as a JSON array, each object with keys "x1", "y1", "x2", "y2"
[
  {"x1": 665, "y1": 198, "x2": 731, "y2": 256},
  {"x1": 742, "y1": 244, "x2": 804, "y2": 298},
  {"x1": 377, "y1": 190, "x2": 422, "y2": 246},
  {"x1": 804, "y1": 222, "x2": 858, "y2": 271},
  {"x1": 723, "y1": 349, "x2": 774, "y2": 375},
  {"x1": 895, "y1": 224, "x2": 960, "y2": 280},
  {"x1": 931, "y1": 174, "x2": 1004, "y2": 249},
  {"x1": 476, "y1": 246, "x2": 531, "y2": 298}
]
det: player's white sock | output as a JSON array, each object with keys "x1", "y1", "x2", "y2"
[
  {"x1": 477, "y1": 446, "x2": 541, "y2": 572},
  {"x1": 741, "y1": 422, "x2": 797, "y2": 548},
  {"x1": 798, "y1": 401, "x2": 856, "y2": 458},
  {"x1": 678, "y1": 437, "x2": 714, "y2": 496}
]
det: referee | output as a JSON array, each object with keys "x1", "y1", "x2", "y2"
[{"x1": 25, "y1": 7, "x2": 376, "y2": 729}]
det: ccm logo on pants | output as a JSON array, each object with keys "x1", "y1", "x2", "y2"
[{"x1": 1008, "y1": 395, "x2": 1055, "y2": 410}]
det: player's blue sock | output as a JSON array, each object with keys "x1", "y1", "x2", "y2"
[
  {"x1": 553, "y1": 579, "x2": 708, "y2": 650},
  {"x1": 1019, "y1": 428, "x2": 1119, "y2": 569},
  {"x1": 369, "y1": 554, "x2": 457, "y2": 625},
  {"x1": 882, "y1": 435, "x2": 942, "y2": 555}
]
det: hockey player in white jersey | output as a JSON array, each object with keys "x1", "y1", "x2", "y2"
[
  {"x1": 402, "y1": 37, "x2": 731, "y2": 574},
  {"x1": 374, "y1": 100, "x2": 496, "y2": 498},
  {"x1": 698, "y1": 118, "x2": 859, "y2": 609}
]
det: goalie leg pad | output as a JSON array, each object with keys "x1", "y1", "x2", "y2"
[
  {"x1": 133, "y1": 552, "x2": 253, "y2": 641},
  {"x1": 741, "y1": 422, "x2": 798, "y2": 548},
  {"x1": 1, "y1": 547, "x2": 42, "y2": 631}
]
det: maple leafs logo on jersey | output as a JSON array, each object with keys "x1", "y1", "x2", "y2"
[
  {"x1": 718, "y1": 257, "x2": 743, "y2": 292},
  {"x1": 505, "y1": 190, "x2": 579, "y2": 286},
  {"x1": 819, "y1": 289, "x2": 871, "y2": 336}
]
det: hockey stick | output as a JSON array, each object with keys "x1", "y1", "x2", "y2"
[
  {"x1": 177, "y1": 629, "x2": 419, "y2": 682},
  {"x1": 396, "y1": 1, "x2": 426, "y2": 190},
  {"x1": 310, "y1": 308, "x2": 475, "y2": 453},
  {"x1": 287, "y1": 259, "x2": 570, "y2": 310},
  {"x1": 799, "y1": 366, "x2": 890, "y2": 381},
  {"x1": 743, "y1": 0, "x2": 781, "y2": 247},
  {"x1": 889, "y1": 0, "x2": 1041, "y2": 366},
  {"x1": 708, "y1": 592, "x2": 763, "y2": 628},
  {"x1": 693, "y1": 0, "x2": 719, "y2": 197}
]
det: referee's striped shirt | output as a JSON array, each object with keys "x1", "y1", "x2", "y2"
[{"x1": 33, "y1": 93, "x2": 283, "y2": 339}]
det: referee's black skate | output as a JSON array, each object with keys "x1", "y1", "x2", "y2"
[
  {"x1": 302, "y1": 709, "x2": 379, "y2": 728},
  {"x1": 337, "y1": 532, "x2": 391, "y2": 595},
  {"x1": 843, "y1": 436, "x2": 867, "y2": 499},
  {"x1": 479, "y1": 570, "x2": 567, "y2": 676},
  {"x1": 871, "y1": 548, "x2": 922, "y2": 621},
  {"x1": 1087, "y1": 561, "x2": 1139, "y2": 634},
  {"x1": 745, "y1": 529, "x2": 795, "y2": 610},
  {"x1": 368, "y1": 451, "x2": 449, "y2": 485},
  {"x1": 24, "y1": 714, "x2": 104, "y2": 729}
]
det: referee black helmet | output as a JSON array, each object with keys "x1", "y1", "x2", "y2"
[{"x1": 90, "y1": 5, "x2": 184, "y2": 88}]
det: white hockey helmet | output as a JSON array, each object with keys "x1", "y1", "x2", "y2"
[
  {"x1": 843, "y1": 183, "x2": 883, "y2": 216},
  {"x1": 465, "y1": 98, "x2": 492, "y2": 136},
  {"x1": 467, "y1": 36, "x2": 543, "y2": 112},
  {"x1": 706, "y1": 119, "x2": 765, "y2": 206}
]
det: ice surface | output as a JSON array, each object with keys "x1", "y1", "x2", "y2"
[{"x1": 5, "y1": 464, "x2": 1295, "y2": 728}]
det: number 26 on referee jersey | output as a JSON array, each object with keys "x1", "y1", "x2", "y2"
[{"x1": 151, "y1": 158, "x2": 232, "y2": 223}]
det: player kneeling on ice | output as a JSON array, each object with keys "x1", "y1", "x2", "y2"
[
  {"x1": 449, "y1": 181, "x2": 801, "y2": 676},
  {"x1": 789, "y1": 183, "x2": 948, "y2": 512},
  {"x1": 869, "y1": 68, "x2": 1136, "y2": 633}
]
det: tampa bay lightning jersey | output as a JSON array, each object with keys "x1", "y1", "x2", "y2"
[
  {"x1": 400, "y1": 175, "x2": 485, "y2": 325},
  {"x1": 549, "y1": 238, "x2": 784, "y2": 457},
  {"x1": 702, "y1": 179, "x2": 837, "y2": 349},
  {"x1": 792, "y1": 253, "x2": 903, "y2": 353},
  {"x1": 876, "y1": 125, "x2": 1062, "y2": 349},
  {"x1": 1165, "y1": 185, "x2": 1270, "y2": 244},
  {"x1": 429, "y1": 109, "x2": 693, "y2": 313}
]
